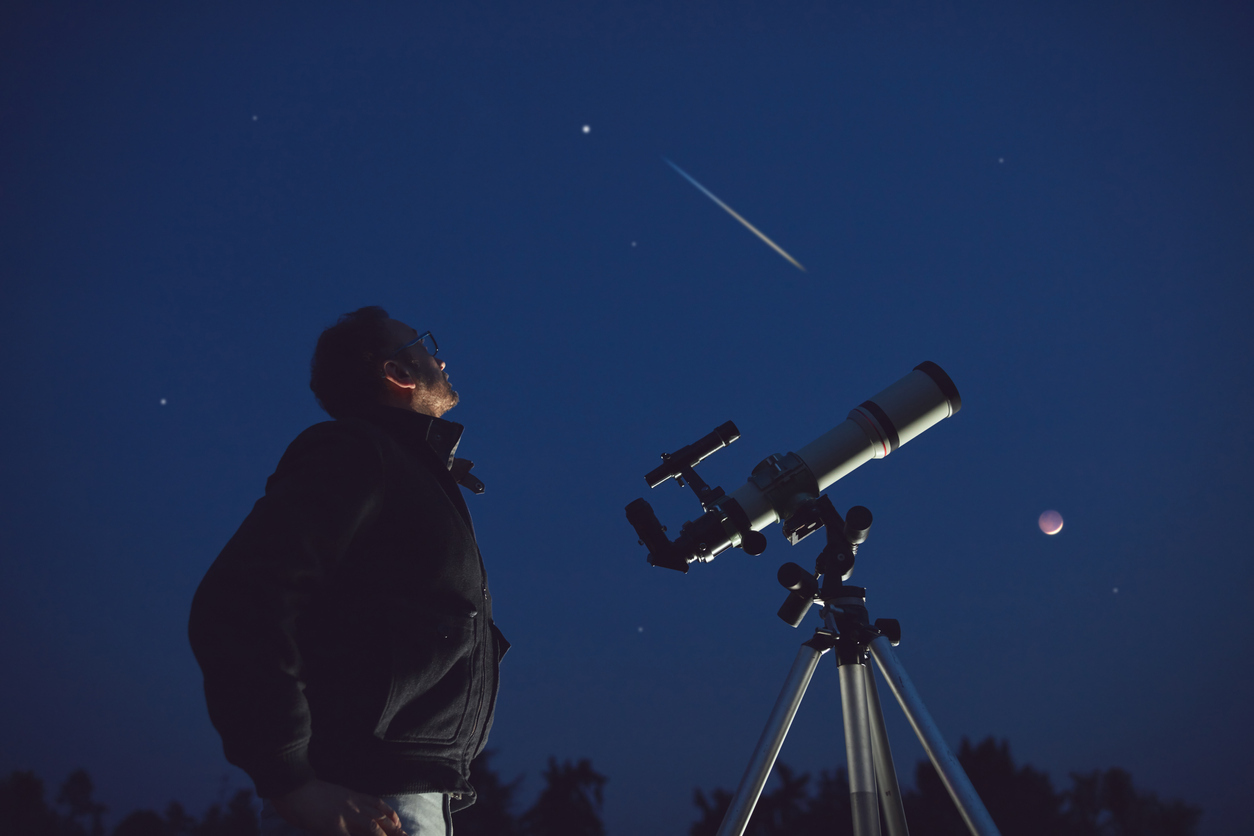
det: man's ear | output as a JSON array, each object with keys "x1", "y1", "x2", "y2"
[{"x1": 382, "y1": 359, "x2": 418, "y2": 390}]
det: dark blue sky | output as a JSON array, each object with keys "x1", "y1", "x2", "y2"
[{"x1": 2, "y1": 2, "x2": 1251, "y2": 834}]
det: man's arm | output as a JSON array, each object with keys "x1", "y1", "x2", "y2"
[{"x1": 188, "y1": 422, "x2": 384, "y2": 799}]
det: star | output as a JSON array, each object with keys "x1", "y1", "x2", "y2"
[
  {"x1": 998, "y1": 157, "x2": 1004, "y2": 163},
  {"x1": 252, "y1": 115, "x2": 258, "y2": 122},
  {"x1": 160, "y1": 398, "x2": 167, "y2": 405},
  {"x1": 582, "y1": 125, "x2": 591, "y2": 133}
]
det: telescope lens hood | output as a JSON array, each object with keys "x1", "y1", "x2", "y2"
[{"x1": 913, "y1": 361, "x2": 962, "y2": 415}]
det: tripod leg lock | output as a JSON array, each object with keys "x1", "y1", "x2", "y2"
[
  {"x1": 802, "y1": 629, "x2": 838, "y2": 653},
  {"x1": 874, "y1": 618, "x2": 901, "y2": 646}
]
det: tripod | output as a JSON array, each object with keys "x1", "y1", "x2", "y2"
[
  {"x1": 621, "y1": 405, "x2": 986, "y2": 835},
  {"x1": 715, "y1": 583, "x2": 1001, "y2": 836}
]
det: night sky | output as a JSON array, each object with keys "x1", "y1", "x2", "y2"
[{"x1": 2, "y1": 2, "x2": 1251, "y2": 834}]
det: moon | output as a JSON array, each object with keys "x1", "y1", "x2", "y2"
[{"x1": 1038, "y1": 510, "x2": 1064, "y2": 535}]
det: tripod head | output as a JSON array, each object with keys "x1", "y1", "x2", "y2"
[{"x1": 776, "y1": 497, "x2": 878, "y2": 627}]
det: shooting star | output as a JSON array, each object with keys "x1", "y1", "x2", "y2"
[{"x1": 664, "y1": 158, "x2": 806, "y2": 272}]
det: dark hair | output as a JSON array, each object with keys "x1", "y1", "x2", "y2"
[{"x1": 309, "y1": 306, "x2": 393, "y2": 418}]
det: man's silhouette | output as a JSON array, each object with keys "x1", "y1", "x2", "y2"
[{"x1": 190, "y1": 307, "x2": 506, "y2": 836}]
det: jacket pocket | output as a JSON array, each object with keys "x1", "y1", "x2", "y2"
[{"x1": 375, "y1": 606, "x2": 478, "y2": 744}]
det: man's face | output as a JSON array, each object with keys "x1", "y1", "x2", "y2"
[{"x1": 383, "y1": 318, "x2": 459, "y2": 417}]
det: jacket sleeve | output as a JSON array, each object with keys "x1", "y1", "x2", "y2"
[{"x1": 188, "y1": 421, "x2": 385, "y2": 798}]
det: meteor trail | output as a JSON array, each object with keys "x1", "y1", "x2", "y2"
[{"x1": 664, "y1": 158, "x2": 806, "y2": 272}]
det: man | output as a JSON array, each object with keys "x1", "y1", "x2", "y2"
[{"x1": 189, "y1": 307, "x2": 506, "y2": 836}]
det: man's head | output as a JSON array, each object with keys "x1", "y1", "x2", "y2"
[{"x1": 310, "y1": 306, "x2": 459, "y2": 419}]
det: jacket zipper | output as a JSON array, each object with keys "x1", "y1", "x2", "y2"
[{"x1": 465, "y1": 582, "x2": 492, "y2": 759}]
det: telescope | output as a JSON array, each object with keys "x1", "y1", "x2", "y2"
[
  {"x1": 625, "y1": 361, "x2": 961, "y2": 572},
  {"x1": 626, "y1": 362, "x2": 1006, "y2": 836}
]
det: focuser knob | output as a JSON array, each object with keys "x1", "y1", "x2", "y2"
[{"x1": 741, "y1": 530, "x2": 768, "y2": 556}]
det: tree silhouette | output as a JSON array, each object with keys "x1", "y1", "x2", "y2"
[
  {"x1": 58, "y1": 769, "x2": 108, "y2": 836},
  {"x1": 0, "y1": 770, "x2": 64, "y2": 836},
  {"x1": 454, "y1": 750, "x2": 523, "y2": 836},
  {"x1": 905, "y1": 737, "x2": 1064, "y2": 835},
  {"x1": 162, "y1": 801, "x2": 197, "y2": 836},
  {"x1": 0, "y1": 767, "x2": 115, "y2": 836},
  {"x1": 1064, "y1": 767, "x2": 1201, "y2": 836},
  {"x1": 691, "y1": 785, "x2": 733, "y2": 836},
  {"x1": 190, "y1": 789, "x2": 258, "y2": 836},
  {"x1": 106, "y1": 798, "x2": 235, "y2": 836},
  {"x1": 791, "y1": 768, "x2": 853, "y2": 835},
  {"x1": 518, "y1": 757, "x2": 607, "y2": 836},
  {"x1": 690, "y1": 765, "x2": 853, "y2": 836},
  {"x1": 111, "y1": 809, "x2": 166, "y2": 836}
]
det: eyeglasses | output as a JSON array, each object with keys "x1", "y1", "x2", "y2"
[{"x1": 391, "y1": 331, "x2": 438, "y2": 358}]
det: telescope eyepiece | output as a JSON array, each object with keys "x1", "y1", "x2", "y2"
[{"x1": 626, "y1": 498, "x2": 688, "y2": 572}]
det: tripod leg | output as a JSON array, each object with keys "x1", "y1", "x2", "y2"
[
  {"x1": 869, "y1": 636, "x2": 1002, "y2": 836},
  {"x1": 865, "y1": 660, "x2": 909, "y2": 836},
  {"x1": 838, "y1": 661, "x2": 881, "y2": 836},
  {"x1": 715, "y1": 636, "x2": 829, "y2": 836}
]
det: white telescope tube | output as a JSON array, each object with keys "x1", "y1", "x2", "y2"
[{"x1": 725, "y1": 362, "x2": 961, "y2": 532}]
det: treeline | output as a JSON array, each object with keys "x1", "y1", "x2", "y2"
[
  {"x1": 0, "y1": 769, "x2": 257, "y2": 836},
  {"x1": 1, "y1": 738, "x2": 1200, "y2": 836},
  {"x1": 0, "y1": 753, "x2": 607, "y2": 836},
  {"x1": 690, "y1": 738, "x2": 1201, "y2": 836}
]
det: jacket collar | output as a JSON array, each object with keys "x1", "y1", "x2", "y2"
[{"x1": 352, "y1": 404, "x2": 464, "y2": 470}]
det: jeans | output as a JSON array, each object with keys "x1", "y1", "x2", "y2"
[{"x1": 260, "y1": 793, "x2": 452, "y2": 836}]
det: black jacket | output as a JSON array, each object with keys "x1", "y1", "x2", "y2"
[{"x1": 188, "y1": 406, "x2": 505, "y2": 809}]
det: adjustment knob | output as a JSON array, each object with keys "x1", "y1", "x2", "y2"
[
  {"x1": 844, "y1": 506, "x2": 873, "y2": 545},
  {"x1": 817, "y1": 547, "x2": 855, "y2": 581},
  {"x1": 777, "y1": 563, "x2": 819, "y2": 598}
]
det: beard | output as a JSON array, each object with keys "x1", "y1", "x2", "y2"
[{"x1": 414, "y1": 366, "x2": 459, "y2": 416}]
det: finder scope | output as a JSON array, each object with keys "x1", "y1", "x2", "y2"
[
  {"x1": 645, "y1": 420, "x2": 740, "y2": 489},
  {"x1": 626, "y1": 361, "x2": 961, "y2": 572}
]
